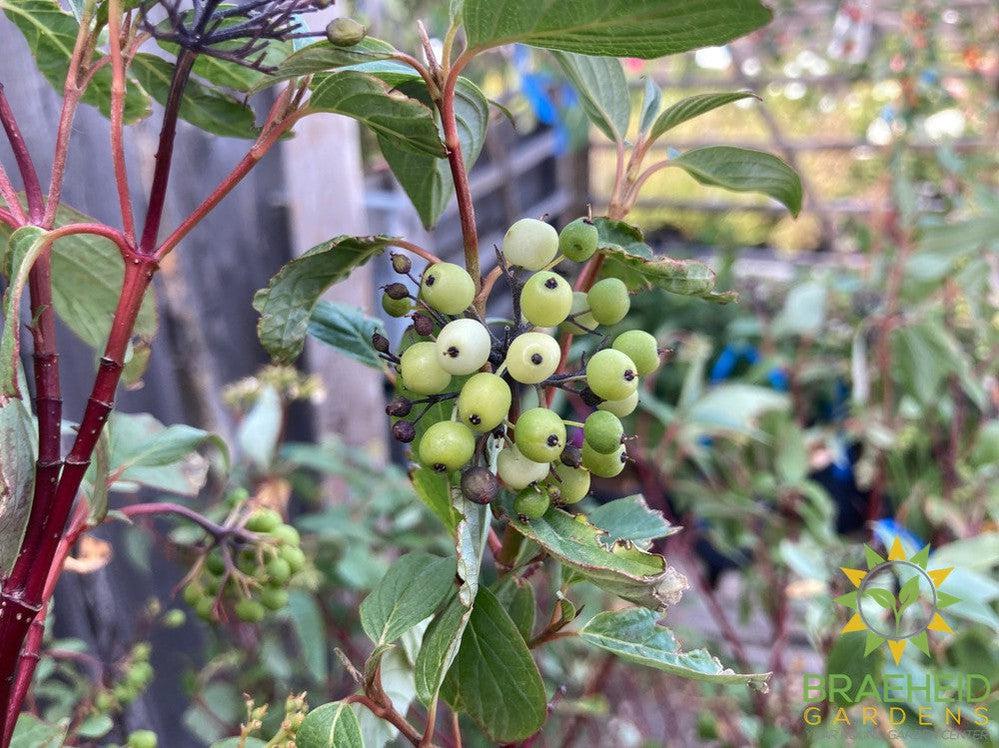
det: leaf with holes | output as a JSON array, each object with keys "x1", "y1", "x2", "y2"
[
  {"x1": 580, "y1": 608, "x2": 771, "y2": 689},
  {"x1": 462, "y1": 0, "x2": 772, "y2": 58},
  {"x1": 649, "y1": 91, "x2": 758, "y2": 141},
  {"x1": 672, "y1": 146, "x2": 803, "y2": 216},
  {"x1": 552, "y1": 52, "x2": 630, "y2": 143},
  {"x1": 594, "y1": 218, "x2": 736, "y2": 302},
  {"x1": 307, "y1": 301, "x2": 386, "y2": 370},
  {"x1": 253, "y1": 235, "x2": 396, "y2": 362}
]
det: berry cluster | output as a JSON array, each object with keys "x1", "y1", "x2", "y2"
[
  {"x1": 378, "y1": 217, "x2": 664, "y2": 520},
  {"x1": 181, "y1": 508, "x2": 305, "y2": 623},
  {"x1": 93, "y1": 643, "x2": 154, "y2": 714}
]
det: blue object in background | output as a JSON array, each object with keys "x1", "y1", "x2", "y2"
[
  {"x1": 871, "y1": 519, "x2": 925, "y2": 556},
  {"x1": 512, "y1": 45, "x2": 576, "y2": 153}
]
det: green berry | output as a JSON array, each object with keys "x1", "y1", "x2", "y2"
[
  {"x1": 162, "y1": 609, "x2": 186, "y2": 628},
  {"x1": 559, "y1": 218, "x2": 599, "y2": 262},
  {"x1": 128, "y1": 662, "x2": 154, "y2": 688},
  {"x1": 259, "y1": 585, "x2": 289, "y2": 611},
  {"x1": 201, "y1": 573, "x2": 222, "y2": 596},
  {"x1": 613, "y1": 330, "x2": 660, "y2": 376},
  {"x1": 436, "y1": 318, "x2": 491, "y2": 375},
  {"x1": 562, "y1": 291, "x2": 598, "y2": 334},
  {"x1": 420, "y1": 262, "x2": 475, "y2": 315},
  {"x1": 236, "y1": 548, "x2": 259, "y2": 575},
  {"x1": 505, "y1": 332, "x2": 561, "y2": 384},
  {"x1": 265, "y1": 557, "x2": 292, "y2": 585},
  {"x1": 419, "y1": 421, "x2": 475, "y2": 472},
  {"x1": 382, "y1": 293, "x2": 413, "y2": 317},
  {"x1": 271, "y1": 523, "x2": 300, "y2": 547},
  {"x1": 127, "y1": 730, "x2": 158, "y2": 748},
  {"x1": 598, "y1": 390, "x2": 639, "y2": 417},
  {"x1": 586, "y1": 348, "x2": 638, "y2": 401},
  {"x1": 235, "y1": 598, "x2": 266, "y2": 623},
  {"x1": 325, "y1": 17, "x2": 366, "y2": 46},
  {"x1": 587, "y1": 278, "x2": 630, "y2": 326},
  {"x1": 204, "y1": 550, "x2": 226, "y2": 576},
  {"x1": 497, "y1": 445, "x2": 550, "y2": 490},
  {"x1": 194, "y1": 596, "x2": 215, "y2": 621},
  {"x1": 521, "y1": 271, "x2": 573, "y2": 327},
  {"x1": 514, "y1": 408, "x2": 566, "y2": 463},
  {"x1": 458, "y1": 373, "x2": 511, "y2": 432},
  {"x1": 502, "y1": 218, "x2": 559, "y2": 270},
  {"x1": 550, "y1": 463, "x2": 590, "y2": 504},
  {"x1": 582, "y1": 442, "x2": 627, "y2": 478},
  {"x1": 584, "y1": 411, "x2": 624, "y2": 454},
  {"x1": 182, "y1": 583, "x2": 203, "y2": 607},
  {"x1": 513, "y1": 486, "x2": 550, "y2": 520},
  {"x1": 399, "y1": 341, "x2": 452, "y2": 395},
  {"x1": 246, "y1": 508, "x2": 282, "y2": 533},
  {"x1": 280, "y1": 546, "x2": 306, "y2": 574}
]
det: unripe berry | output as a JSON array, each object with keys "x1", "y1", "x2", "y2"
[
  {"x1": 585, "y1": 348, "x2": 638, "y2": 401},
  {"x1": 382, "y1": 294, "x2": 413, "y2": 317},
  {"x1": 420, "y1": 262, "x2": 475, "y2": 315},
  {"x1": 505, "y1": 332, "x2": 560, "y2": 384},
  {"x1": 497, "y1": 445, "x2": 550, "y2": 489},
  {"x1": 265, "y1": 557, "x2": 292, "y2": 585},
  {"x1": 162, "y1": 609, "x2": 186, "y2": 628},
  {"x1": 127, "y1": 730, "x2": 158, "y2": 748},
  {"x1": 598, "y1": 390, "x2": 639, "y2": 417},
  {"x1": 326, "y1": 17, "x2": 366, "y2": 46},
  {"x1": 582, "y1": 442, "x2": 627, "y2": 478},
  {"x1": 514, "y1": 486, "x2": 550, "y2": 520},
  {"x1": 280, "y1": 546, "x2": 306, "y2": 574},
  {"x1": 392, "y1": 420, "x2": 416, "y2": 443},
  {"x1": 419, "y1": 421, "x2": 475, "y2": 472},
  {"x1": 384, "y1": 282, "x2": 409, "y2": 300},
  {"x1": 204, "y1": 550, "x2": 226, "y2": 576},
  {"x1": 587, "y1": 278, "x2": 630, "y2": 326},
  {"x1": 436, "y1": 318, "x2": 491, "y2": 375},
  {"x1": 412, "y1": 313, "x2": 435, "y2": 337},
  {"x1": 514, "y1": 407, "x2": 566, "y2": 463},
  {"x1": 521, "y1": 271, "x2": 573, "y2": 327},
  {"x1": 246, "y1": 508, "x2": 282, "y2": 533},
  {"x1": 613, "y1": 330, "x2": 661, "y2": 376},
  {"x1": 550, "y1": 462, "x2": 590, "y2": 504},
  {"x1": 371, "y1": 333, "x2": 391, "y2": 353},
  {"x1": 399, "y1": 341, "x2": 452, "y2": 394},
  {"x1": 461, "y1": 466, "x2": 498, "y2": 505},
  {"x1": 457, "y1": 373, "x2": 511, "y2": 432},
  {"x1": 391, "y1": 253, "x2": 412, "y2": 274},
  {"x1": 235, "y1": 598, "x2": 266, "y2": 623},
  {"x1": 583, "y1": 411, "x2": 624, "y2": 454},
  {"x1": 386, "y1": 396, "x2": 412, "y2": 417},
  {"x1": 559, "y1": 218, "x2": 599, "y2": 262},
  {"x1": 182, "y1": 583, "x2": 203, "y2": 607},
  {"x1": 259, "y1": 586, "x2": 290, "y2": 611},
  {"x1": 194, "y1": 596, "x2": 215, "y2": 620},
  {"x1": 502, "y1": 218, "x2": 559, "y2": 270},
  {"x1": 270, "y1": 524, "x2": 300, "y2": 547}
]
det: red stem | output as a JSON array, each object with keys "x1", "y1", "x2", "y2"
[
  {"x1": 107, "y1": 0, "x2": 136, "y2": 244},
  {"x1": 0, "y1": 83, "x2": 43, "y2": 221}
]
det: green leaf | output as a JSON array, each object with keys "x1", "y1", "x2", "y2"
[
  {"x1": 1, "y1": 226, "x2": 48, "y2": 396},
  {"x1": 551, "y1": 52, "x2": 629, "y2": 143},
  {"x1": 108, "y1": 412, "x2": 223, "y2": 495},
  {"x1": 587, "y1": 495, "x2": 678, "y2": 550},
  {"x1": 509, "y1": 505, "x2": 688, "y2": 611},
  {"x1": 0, "y1": 0, "x2": 151, "y2": 122},
  {"x1": 773, "y1": 281, "x2": 826, "y2": 338},
  {"x1": 444, "y1": 587, "x2": 546, "y2": 743},
  {"x1": 897, "y1": 575, "x2": 920, "y2": 612},
  {"x1": 360, "y1": 552, "x2": 458, "y2": 646},
  {"x1": 463, "y1": 0, "x2": 773, "y2": 58},
  {"x1": 580, "y1": 608, "x2": 770, "y2": 688},
  {"x1": 0, "y1": 395, "x2": 34, "y2": 575},
  {"x1": 496, "y1": 578, "x2": 536, "y2": 642},
  {"x1": 638, "y1": 78, "x2": 663, "y2": 135},
  {"x1": 256, "y1": 36, "x2": 398, "y2": 90},
  {"x1": 379, "y1": 76, "x2": 489, "y2": 229},
  {"x1": 237, "y1": 385, "x2": 282, "y2": 470},
  {"x1": 594, "y1": 218, "x2": 736, "y2": 302},
  {"x1": 9, "y1": 713, "x2": 66, "y2": 748},
  {"x1": 649, "y1": 91, "x2": 758, "y2": 141},
  {"x1": 253, "y1": 235, "x2": 396, "y2": 362},
  {"x1": 862, "y1": 587, "x2": 896, "y2": 611},
  {"x1": 85, "y1": 427, "x2": 111, "y2": 525},
  {"x1": 130, "y1": 53, "x2": 259, "y2": 139},
  {"x1": 308, "y1": 72, "x2": 445, "y2": 157},
  {"x1": 285, "y1": 590, "x2": 329, "y2": 684},
  {"x1": 412, "y1": 467, "x2": 459, "y2": 532},
  {"x1": 671, "y1": 146, "x2": 803, "y2": 216},
  {"x1": 298, "y1": 701, "x2": 363, "y2": 748},
  {"x1": 0, "y1": 204, "x2": 158, "y2": 367},
  {"x1": 307, "y1": 301, "x2": 385, "y2": 369}
]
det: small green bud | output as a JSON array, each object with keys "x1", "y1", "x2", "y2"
[{"x1": 326, "y1": 17, "x2": 366, "y2": 47}]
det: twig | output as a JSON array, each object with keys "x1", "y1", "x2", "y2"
[{"x1": 107, "y1": 0, "x2": 136, "y2": 243}]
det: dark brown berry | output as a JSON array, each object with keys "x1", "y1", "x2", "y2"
[
  {"x1": 372, "y1": 333, "x2": 390, "y2": 353},
  {"x1": 385, "y1": 283, "x2": 409, "y2": 300},
  {"x1": 392, "y1": 421, "x2": 416, "y2": 443},
  {"x1": 391, "y1": 253, "x2": 412, "y2": 274},
  {"x1": 386, "y1": 396, "x2": 412, "y2": 417},
  {"x1": 412, "y1": 314, "x2": 434, "y2": 337},
  {"x1": 560, "y1": 445, "x2": 582, "y2": 468},
  {"x1": 461, "y1": 467, "x2": 498, "y2": 505}
]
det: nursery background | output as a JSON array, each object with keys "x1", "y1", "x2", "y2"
[{"x1": 0, "y1": 0, "x2": 996, "y2": 746}]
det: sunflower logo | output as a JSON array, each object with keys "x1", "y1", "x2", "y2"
[{"x1": 836, "y1": 537, "x2": 958, "y2": 664}]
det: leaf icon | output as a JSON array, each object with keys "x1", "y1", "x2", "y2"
[
  {"x1": 897, "y1": 576, "x2": 920, "y2": 615},
  {"x1": 863, "y1": 587, "x2": 896, "y2": 611}
]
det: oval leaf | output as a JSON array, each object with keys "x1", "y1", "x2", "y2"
[
  {"x1": 580, "y1": 608, "x2": 771, "y2": 689},
  {"x1": 298, "y1": 701, "x2": 363, "y2": 748},
  {"x1": 671, "y1": 146, "x2": 803, "y2": 216},
  {"x1": 649, "y1": 91, "x2": 759, "y2": 140},
  {"x1": 360, "y1": 552, "x2": 458, "y2": 646},
  {"x1": 587, "y1": 495, "x2": 679, "y2": 550},
  {"x1": 552, "y1": 52, "x2": 630, "y2": 143},
  {"x1": 463, "y1": 0, "x2": 773, "y2": 58},
  {"x1": 252, "y1": 234, "x2": 396, "y2": 362},
  {"x1": 307, "y1": 301, "x2": 386, "y2": 369},
  {"x1": 255, "y1": 36, "x2": 399, "y2": 91}
]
